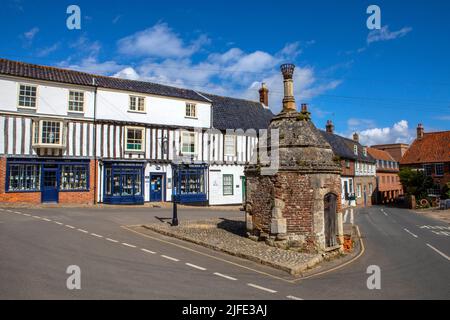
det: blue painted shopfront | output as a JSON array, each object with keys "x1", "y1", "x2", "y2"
[
  {"x1": 103, "y1": 162, "x2": 145, "y2": 204},
  {"x1": 172, "y1": 163, "x2": 208, "y2": 204},
  {"x1": 5, "y1": 158, "x2": 90, "y2": 203}
]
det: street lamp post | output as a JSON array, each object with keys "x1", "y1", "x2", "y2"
[
  {"x1": 172, "y1": 195, "x2": 179, "y2": 226},
  {"x1": 172, "y1": 164, "x2": 179, "y2": 226}
]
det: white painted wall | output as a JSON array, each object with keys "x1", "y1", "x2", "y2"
[
  {"x1": 209, "y1": 165, "x2": 245, "y2": 205},
  {"x1": 96, "y1": 88, "x2": 211, "y2": 128},
  {"x1": 0, "y1": 76, "x2": 95, "y2": 118}
]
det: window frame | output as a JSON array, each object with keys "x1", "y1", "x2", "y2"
[
  {"x1": 32, "y1": 119, "x2": 65, "y2": 147},
  {"x1": 357, "y1": 184, "x2": 362, "y2": 198},
  {"x1": 223, "y1": 174, "x2": 234, "y2": 196},
  {"x1": 68, "y1": 90, "x2": 85, "y2": 113},
  {"x1": 185, "y1": 103, "x2": 197, "y2": 118},
  {"x1": 181, "y1": 131, "x2": 197, "y2": 155},
  {"x1": 353, "y1": 145, "x2": 358, "y2": 155},
  {"x1": 224, "y1": 135, "x2": 237, "y2": 157},
  {"x1": 60, "y1": 164, "x2": 90, "y2": 191},
  {"x1": 423, "y1": 164, "x2": 433, "y2": 176},
  {"x1": 128, "y1": 95, "x2": 146, "y2": 113},
  {"x1": 435, "y1": 163, "x2": 444, "y2": 176},
  {"x1": 125, "y1": 126, "x2": 146, "y2": 153},
  {"x1": 6, "y1": 163, "x2": 41, "y2": 192},
  {"x1": 17, "y1": 83, "x2": 38, "y2": 109}
]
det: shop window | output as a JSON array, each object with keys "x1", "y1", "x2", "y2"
[
  {"x1": 7, "y1": 163, "x2": 40, "y2": 191},
  {"x1": 223, "y1": 174, "x2": 233, "y2": 195},
  {"x1": 60, "y1": 165, "x2": 88, "y2": 190}
]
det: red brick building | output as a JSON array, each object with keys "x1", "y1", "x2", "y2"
[
  {"x1": 400, "y1": 124, "x2": 450, "y2": 193},
  {"x1": 370, "y1": 143, "x2": 409, "y2": 162},
  {"x1": 367, "y1": 147, "x2": 403, "y2": 204}
]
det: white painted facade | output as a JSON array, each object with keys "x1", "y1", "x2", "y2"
[{"x1": 0, "y1": 73, "x2": 262, "y2": 205}]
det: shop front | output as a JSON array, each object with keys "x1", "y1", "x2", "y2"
[
  {"x1": 5, "y1": 158, "x2": 91, "y2": 203},
  {"x1": 172, "y1": 163, "x2": 208, "y2": 204},
  {"x1": 103, "y1": 161, "x2": 145, "y2": 204}
]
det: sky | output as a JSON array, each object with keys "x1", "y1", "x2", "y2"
[{"x1": 1, "y1": 0, "x2": 449, "y2": 145}]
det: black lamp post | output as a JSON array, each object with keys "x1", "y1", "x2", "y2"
[{"x1": 172, "y1": 164, "x2": 179, "y2": 226}]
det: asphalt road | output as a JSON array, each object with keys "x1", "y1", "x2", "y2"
[{"x1": 0, "y1": 205, "x2": 448, "y2": 299}]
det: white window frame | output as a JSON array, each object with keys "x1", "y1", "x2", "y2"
[
  {"x1": 125, "y1": 126, "x2": 146, "y2": 152},
  {"x1": 354, "y1": 145, "x2": 358, "y2": 155},
  {"x1": 129, "y1": 95, "x2": 146, "y2": 113},
  {"x1": 32, "y1": 119, "x2": 65, "y2": 147},
  {"x1": 223, "y1": 174, "x2": 234, "y2": 196},
  {"x1": 181, "y1": 131, "x2": 197, "y2": 155},
  {"x1": 224, "y1": 135, "x2": 237, "y2": 156},
  {"x1": 17, "y1": 83, "x2": 38, "y2": 109},
  {"x1": 357, "y1": 184, "x2": 362, "y2": 198},
  {"x1": 363, "y1": 147, "x2": 367, "y2": 156},
  {"x1": 185, "y1": 103, "x2": 197, "y2": 118},
  {"x1": 68, "y1": 90, "x2": 85, "y2": 113}
]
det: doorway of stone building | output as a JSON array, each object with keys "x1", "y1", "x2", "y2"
[{"x1": 324, "y1": 193, "x2": 338, "y2": 247}]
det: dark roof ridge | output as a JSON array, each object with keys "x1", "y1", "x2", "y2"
[{"x1": 200, "y1": 91, "x2": 263, "y2": 105}]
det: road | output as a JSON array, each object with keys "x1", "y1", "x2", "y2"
[{"x1": 0, "y1": 205, "x2": 448, "y2": 299}]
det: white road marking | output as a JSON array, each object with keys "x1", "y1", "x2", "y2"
[
  {"x1": 65, "y1": 225, "x2": 75, "y2": 229},
  {"x1": 42, "y1": 218, "x2": 51, "y2": 222},
  {"x1": 343, "y1": 210, "x2": 348, "y2": 223},
  {"x1": 247, "y1": 283, "x2": 277, "y2": 293},
  {"x1": 122, "y1": 242, "x2": 136, "y2": 248},
  {"x1": 426, "y1": 243, "x2": 450, "y2": 261},
  {"x1": 286, "y1": 295, "x2": 303, "y2": 300},
  {"x1": 213, "y1": 272, "x2": 237, "y2": 281},
  {"x1": 54, "y1": 221, "x2": 63, "y2": 225},
  {"x1": 141, "y1": 248, "x2": 156, "y2": 254},
  {"x1": 14, "y1": 211, "x2": 22, "y2": 214},
  {"x1": 403, "y1": 228, "x2": 418, "y2": 238},
  {"x1": 33, "y1": 215, "x2": 41, "y2": 219},
  {"x1": 91, "y1": 233, "x2": 103, "y2": 238},
  {"x1": 161, "y1": 255, "x2": 179, "y2": 262},
  {"x1": 350, "y1": 208, "x2": 354, "y2": 225},
  {"x1": 106, "y1": 238, "x2": 119, "y2": 243},
  {"x1": 77, "y1": 229, "x2": 88, "y2": 233},
  {"x1": 382, "y1": 211, "x2": 388, "y2": 216},
  {"x1": 185, "y1": 263, "x2": 206, "y2": 271},
  {"x1": 23, "y1": 213, "x2": 31, "y2": 217}
]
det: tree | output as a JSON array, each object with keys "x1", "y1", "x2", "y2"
[{"x1": 398, "y1": 168, "x2": 434, "y2": 199}]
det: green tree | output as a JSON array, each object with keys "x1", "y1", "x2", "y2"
[{"x1": 398, "y1": 168, "x2": 434, "y2": 199}]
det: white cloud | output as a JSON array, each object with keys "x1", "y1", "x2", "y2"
[
  {"x1": 36, "y1": 42, "x2": 60, "y2": 57},
  {"x1": 367, "y1": 25, "x2": 412, "y2": 44},
  {"x1": 117, "y1": 22, "x2": 208, "y2": 58},
  {"x1": 347, "y1": 118, "x2": 377, "y2": 130},
  {"x1": 58, "y1": 56, "x2": 125, "y2": 75},
  {"x1": 113, "y1": 67, "x2": 140, "y2": 80},
  {"x1": 24, "y1": 27, "x2": 39, "y2": 40},
  {"x1": 356, "y1": 120, "x2": 413, "y2": 146}
]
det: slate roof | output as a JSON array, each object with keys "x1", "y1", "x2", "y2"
[
  {"x1": 320, "y1": 130, "x2": 376, "y2": 163},
  {"x1": 400, "y1": 131, "x2": 450, "y2": 164},
  {"x1": 0, "y1": 58, "x2": 209, "y2": 103},
  {"x1": 202, "y1": 93, "x2": 274, "y2": 131}
]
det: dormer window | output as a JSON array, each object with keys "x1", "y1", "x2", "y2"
[
  {"x1": 129, "y1": 95, "x2": 146, "y2": 113},
  {"x1": 185, "y1": 103, "x2": 197, "y2": 118},
  {"x1": 354, "y1": 145, "x2": 358, "y2": 155},
  {"x1": 18, "y1": 84, "x2": 37, "y2": 109}
]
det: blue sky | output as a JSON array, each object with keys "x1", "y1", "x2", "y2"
[{"x1": 1, "y1": 0, "x2": 449, "y2": 145}]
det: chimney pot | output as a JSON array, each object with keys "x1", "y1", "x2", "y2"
[
  {"x1": 326, "y1": 120, "x2": 334, "y2": 133},
  {"x1": 280, "y1": 63, "x2": 296, "y2": 112},
  {"x1": 353, "y1": 132, "x2": 359, "y2": 143},
  {"x1": 417, "y1": 123, "x2": 424, "y2": 139},
  {"x1": 258, "y1": 82, "x2": 269, "y2": 107}
]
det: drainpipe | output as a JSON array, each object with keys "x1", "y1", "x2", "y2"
[{"x1": 93, "y1": 77, "x2": 98, "y2": 205}]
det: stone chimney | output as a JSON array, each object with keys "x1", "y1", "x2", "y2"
[
  {"x1": 280, "y1": 63, "x2": 296, "y2": 112},
  {"x1": 353, "y1": 132, "x2": 359, "y2": 143},
  {"x1": 258, "y1": 82, "x2": 269, "y2": 107},
  {"x1": 417, "y1": 123, "x2": 424, "y2": 139},
  {"x1": 326, "y1": 120, "x2": 334, "y2": 133}
]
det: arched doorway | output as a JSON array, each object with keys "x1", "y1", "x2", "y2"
[{"x1": 324, "y1": 193, "x2": 338, "y2": 247}]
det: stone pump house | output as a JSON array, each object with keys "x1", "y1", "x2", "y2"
[{"x1": 245, "y1": 64, "x2": 343, "y2": 253}]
